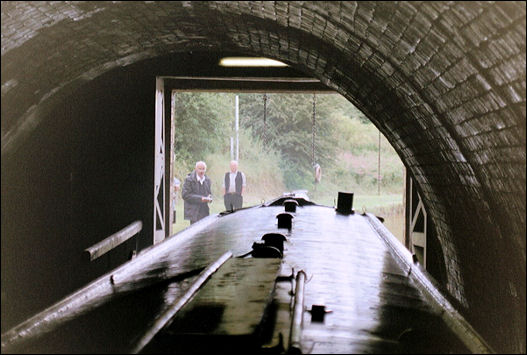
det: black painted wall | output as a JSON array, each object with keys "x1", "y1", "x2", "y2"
[{"x1": 1, "y1": 64, "x2": 155, "y2": 331}]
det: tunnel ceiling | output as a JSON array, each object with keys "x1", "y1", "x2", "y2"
[{"x1": 1, "y1": 1, "x2": 526, "y2": 352}]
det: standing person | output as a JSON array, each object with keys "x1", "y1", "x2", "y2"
[
  {"x1": 222, "y1": 160, "x2": 246, "y2": 211},
  {"x1": 182, "y1": 161, "x2": 212, "y2": 224}
]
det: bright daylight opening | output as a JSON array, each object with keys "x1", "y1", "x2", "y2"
[{"x1": 170, "y1": 92, "x2": 405, "y2": 243}]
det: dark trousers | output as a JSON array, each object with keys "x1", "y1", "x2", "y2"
[
  {"x1": 224, "y1": 193, "x2": 243, "y2": 211},
  {"x1": 190, "y1": 204, "x2": 210, "y2": 224}
]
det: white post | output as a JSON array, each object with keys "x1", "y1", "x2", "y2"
[
  {"x1": 235, "y1": 95, "x2": 239, "y2": 161},
  {"x1": 230, "y1": 137, "x2": 234, "y2": 160},
  {"x1": 378, "y1": 131, "x2": 381, "y2": 195}
]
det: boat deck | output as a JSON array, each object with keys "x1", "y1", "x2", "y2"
[{"x1": 1, "y1": 201, "x2": 487, "y2": 353}]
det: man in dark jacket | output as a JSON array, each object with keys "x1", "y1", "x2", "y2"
[
  {"x1": 182, "y1": 161, "x2": 212, "y2": 224},
  {"x1": 222, "y1": 160, "x2": 246, "y2": 211}
]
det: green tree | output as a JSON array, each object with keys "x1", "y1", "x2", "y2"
[
  {"x1": 171, "y1": 91, "x2": 403, "y2": 201},
  {"x1": 173, "y1": 92, "x2": 232, "y2": 167},
  {"x1": 239, "y1": 93, "x2": 340, "y2": 188}
]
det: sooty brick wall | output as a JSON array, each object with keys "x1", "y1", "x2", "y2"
[{"x1": 1, "y1": 1, "x2": 525, "y2": 352}]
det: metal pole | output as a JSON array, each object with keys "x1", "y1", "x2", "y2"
[
  {"x1": 263, "y1": 93, "x2": 267, "y2": 146},
  {"x1": 230, "y1": 137, "x2": 234, "y2": 161},
  {"x1": 164, "y1": 88, "x2": 172, "y2": 239},
  {"x1": 235, "y1": 95, "x2": 239, "y2": 161},
  {"x1": 378, "y1": 131, "x2": 381, "y2": 195},
  {"x1": 312, "y1": 93, "x2": 316, "y2": 165},
  {"x1": 170, "y1": 91, "x2": 176, "y2": 229}
]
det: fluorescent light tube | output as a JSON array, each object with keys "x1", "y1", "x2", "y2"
[{"x1": 219, "y1": 57, "x2": 288, "y2": 67}]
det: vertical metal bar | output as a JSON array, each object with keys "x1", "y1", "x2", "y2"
[
  {"x1": 404, "y1": 168, "x2": 411, "y2": 249},
  {"x1": 289, "y1": 270, "x2": 306, "y2": 353},
  {"x1": 423, "y1": 201, "x2": 427, "y2": 268},
  {"x1": 378, "y1": 130, "x2": 381, "y2": 195},
  {"x1": 130, "y1": 251, "x2": 233, "y2": 354},
  {"x1": 235, "y1": 95, "x2": 239, "y2": 161},
  {"x1": 230, "y1": 137, "x2": 234, "y2": 161},
  {"x1": 170, "y1": 91, "x2": 177, "y2": 230},
  {"x1": 164, "y1": 87, "x2": 172, "y2": 240},
  {"x1": 263, "y1": 93, "x2": 267, "y2": 146},
  {"x1": 312, "y1": 93, "x2": 316, "y2": 165}
]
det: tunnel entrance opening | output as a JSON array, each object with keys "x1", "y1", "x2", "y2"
[{"x1": 156, "y1": 76, "x2": 406, "y2": 250}]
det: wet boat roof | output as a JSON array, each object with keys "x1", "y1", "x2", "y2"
[{"x1": 2, "y1": 202, "x2": 486, "y2": 353}]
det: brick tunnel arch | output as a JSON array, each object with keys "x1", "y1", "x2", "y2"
[{"x1": 1, "y1": 2, "x2": 525, "y2": 352}]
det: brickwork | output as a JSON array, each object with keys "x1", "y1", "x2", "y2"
[{"x1": 1, "y1": 1, "x2": 525, "y2": 352}]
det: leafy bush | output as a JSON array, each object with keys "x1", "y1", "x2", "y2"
[{"x1": 172, "y1": 92, "x2": 404, "y2": 205}]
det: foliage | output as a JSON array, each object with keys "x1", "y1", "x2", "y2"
[
  {"x1": 239, "y1": 93, "x2": 339, "y2": 189},
  {"x1": 173, "y1": 92, "x2": 232, "y2": 165},
  {"x1": 172, "y1": 91, "x2": 404, "y2": 205}
]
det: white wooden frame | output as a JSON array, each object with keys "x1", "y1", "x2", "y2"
[
  {"x1": 408, "y1": 176, "x2": 427, "y2": 267},
  {"x1": 154, "y1": 77, "x2": 166, "y2": 244}
]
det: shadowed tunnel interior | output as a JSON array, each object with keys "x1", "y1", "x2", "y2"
[{"x1": 1, "y1": 2, "x2": 525, "y2": 353}]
